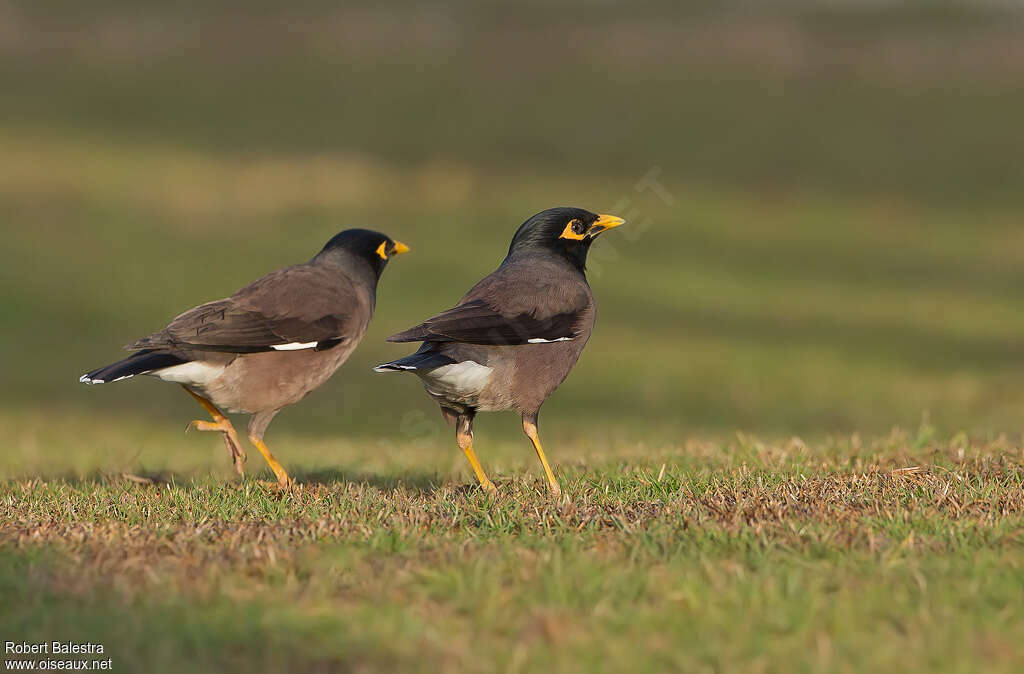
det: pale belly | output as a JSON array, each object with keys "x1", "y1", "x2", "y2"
[
  {"x1": 159, "y1": 344, "x2": 357, "y2": 415},
  {"x1": 414, "y1": 340, "x2": 587, "y2": 414},
  {"x1": 417, "y1": 360, "x2": 513, "y2": 412}
]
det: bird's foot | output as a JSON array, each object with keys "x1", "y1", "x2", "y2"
[
  {"x1": 256, "y1": 476, "x2": 293, "y2": 491},
  {"x1": 186, "y1": 419, "x2": 223, "y2": 434},
  {"x1": 480, "y1": 479, "x2": 498, "y2": 494},
  {"x1": 247, "y1": 436, "x2": 292, "y2": 490},
  {"x1": 225, "y1": 436, "x2": 247, "y2": 477},
  {"x1": 186, "y1": 419, "x2": 247, "y2": 476}
]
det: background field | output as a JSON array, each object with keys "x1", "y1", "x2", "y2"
[{"x1": 2, "y1": 1, "x2": 1023, "y2": 672}]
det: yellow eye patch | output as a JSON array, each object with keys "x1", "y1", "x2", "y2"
[
  {"x1": 376, "y1": 242, "x2": 389, "y2": 260},
  {"x1": 559, "y1": 220, "x2": 587, "y2": 240}
]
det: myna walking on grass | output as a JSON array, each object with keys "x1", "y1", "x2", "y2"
[
  {"x1": 376, "y1": 207, "x2": 623, "y2": 495},
  {"x1": 80, "y1": 229, "x2": 410, "y2": 487}
]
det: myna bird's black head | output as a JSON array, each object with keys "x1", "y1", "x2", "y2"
[
  {"x1": 316, "y1": 228, "x2": 410, "y2": 279},
  {"x1": 507, "y1": 207, "x2": 625, "y2": 272}
]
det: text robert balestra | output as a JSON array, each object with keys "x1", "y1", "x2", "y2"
[{"x1": 6, "y1": 642, "x2": 106, "y2": 655}]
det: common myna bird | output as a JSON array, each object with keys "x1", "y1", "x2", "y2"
[
  {"x1": 80, "y1": 229, "x2": 409, "y2": 487},
  {"x1": 375, "y1": 207, "x2": 623, "y2": 495}
]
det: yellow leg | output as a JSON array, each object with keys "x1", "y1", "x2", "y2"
[
  {"x1": 182, "y1": 386, "x2": 246, "y2": 476},
  {"x1": 523, "y1": 417, "x2": 562, "y2": 496},
  {"x1": 457, "y1": 426, "x2": 497, "y2": 493},
  {"x1": 248, "y1": 434, "x2": 292, "y2": 488}
]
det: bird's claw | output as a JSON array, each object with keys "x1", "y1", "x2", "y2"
[
  {"x1": 186, "y1": 419, "x2": 247, "y2": 477},
  {"x1": 257, "y1": 477, "x2": 293, "y2": 490},
  {"x1": 226, "y1": 438, "x2": 247, "y2": 477},
  {"x1": 186, "y1": 419, "x2": 219, "y2": 434}
]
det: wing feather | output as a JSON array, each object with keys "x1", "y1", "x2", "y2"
[
  {"x1": 128, "y1": 265, "x2": 367, "y2": 353},
  {"x1": 388, "y1": 261, "x2": 591, "y2": 346},
  {"x1": 387, "y1": 300, "x2": 583, "y2": 345}
]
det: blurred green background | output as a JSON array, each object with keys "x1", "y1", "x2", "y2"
[{"x1": 3, "y1": 0, "x2": 1024, "y2": 477}]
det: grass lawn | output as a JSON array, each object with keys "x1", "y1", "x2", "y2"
[{"x1": 3, "y1": 427, "x2": 1023, "y2": 673}]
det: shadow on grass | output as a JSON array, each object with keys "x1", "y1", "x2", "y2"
[{"x1": 3, "y1": 467, "x2": 445, "y2": 495}]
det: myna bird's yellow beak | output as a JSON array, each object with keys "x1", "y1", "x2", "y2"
[
  {"x1": 589, "y1": 214, "x2": 625, "y2": 235},
  {"x1": 379, "y1": 240, "x2": 411, "y2": 259}
]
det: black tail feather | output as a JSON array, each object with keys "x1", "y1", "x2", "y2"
[
  {"x1": 80, "y1": 350, "x2": 187, "y2": 385},
  {"x1": 374, "y1": 349, "x2": 455, "y2": 373}
]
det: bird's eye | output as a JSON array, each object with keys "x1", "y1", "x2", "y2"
[{"x1": 570, "y1": 220, "x2": 587, "y2": 235}]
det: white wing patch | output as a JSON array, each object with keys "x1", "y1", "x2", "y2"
[
  {"x1": 270, "y1": 341, "x2": 319, "y2": 351},
  {"x1": 154, "y1": 361, "x2": 227, "y2": 386},
  {"x1": 527, "y1": 337, "x2": 573, "y2": 343}
]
